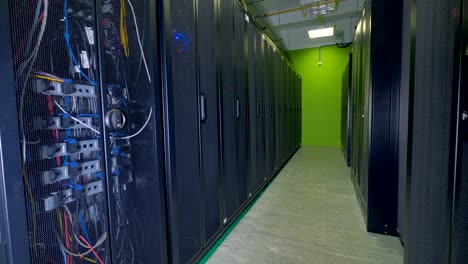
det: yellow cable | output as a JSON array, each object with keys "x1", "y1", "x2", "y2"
[
  {"x1": 83, "y1": 257, "x2": 97, "y2": 263},
  {"x1": 57, "y1": 209, "x2": 63, "y2": 235},
  {"x1": 120, "y1": 0, "x2": 130, "y2": 57},
  {"x1": 33, "y1": 75, "x2": 64, "y2": 83},
  {"x1": 23, "y1": 169, "x2": 37, "y2": 255}
]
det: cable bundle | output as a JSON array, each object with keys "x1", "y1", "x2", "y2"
[{"x1": 120, "y1": 0, "x2": 130, "y2": 57}]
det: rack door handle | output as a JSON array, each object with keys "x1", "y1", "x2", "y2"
[
  {"x1": 257, "y1": 103, "x2": 260, "y2": 118},
  {"x1": 200, "y1": 94, "x2": 207, "y2": 122},
  {"x1": 236, "y1": 98, "x2": 241, "y2": 119}
]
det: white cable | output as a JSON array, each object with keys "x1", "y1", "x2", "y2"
[
  {"x1": 126, "y1": 0, "x2": 151, "y2": 83},
  {"x1": 54, "y1": 101, "x2": 101, "y2": 134},
  {"x1": 112, "y1": 107, "x2": 152, "y2": 140},
  {"x1": 21, "y1": 0, "x2": 49, "y2": 162}
]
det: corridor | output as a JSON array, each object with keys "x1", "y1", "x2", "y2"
[{"x1": 204, "y1": 147, "x2": 403, "y2": 264}]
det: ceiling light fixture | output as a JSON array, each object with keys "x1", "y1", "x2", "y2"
[
  {"x1": 308, "y1": 26, "x2": 335, "y2": 39},
  {"x1": 301, "y1": 0, "x2": 337, "y2": 18}
]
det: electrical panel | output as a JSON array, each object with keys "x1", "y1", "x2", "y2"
[{"x1": 4, "y1": 0, "x2": 166, "y2": 263}]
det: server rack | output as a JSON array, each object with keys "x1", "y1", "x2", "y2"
[
  {"x1": 246, "y1": 17, "x2": 258, "y2": 198},
  {"x1": 255, "y1": 30, "x2": 265, "y2": 187},
  {"x1": 234, "y1": 3, "x2": 249, "y2": 208},
  {"x1": 341, "y1": 56, "x2": 352, "y2": 166},
  {"x1": 219, "y1": 0, "x2": 239, "y2": 225},
  {"x1": 263, "y1": 42, "x2": 273, "y2": 179},
  {"x1": 1, "y1": 0, "x2": 302, "y2": 262},
  {"x1": 1, "y1": 0, "x2": 168, "y2": 263},
  {"x1": 273, "y1": 52, "x2": 281, "y2": 169},
  {"x1": 197, "y1": 0, "x2": 223, "y2": 249},
  {"x1": 351, "y1": 0, "x2": 402, "y2": 235},
  {"x1": 404, "y1": 0, "x2": 468, "y2": 263},
  {"x1": 161, "y1": 0, "x2": 204, "y2": 262}
]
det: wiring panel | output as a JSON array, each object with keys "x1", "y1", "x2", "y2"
[
  {"x1": 9, "y1": 0, "x2": 107, "y2": 263},
  {"x1": 7, "y1": 0, "x2": 162, "y2": 261}
]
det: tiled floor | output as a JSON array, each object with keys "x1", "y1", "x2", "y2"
[{"x1": 206, "y1": 147, "x2": 403, "y2": 264}]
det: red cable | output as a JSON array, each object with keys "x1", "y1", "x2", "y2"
[
  {"x1": 13, "y1": 10, "x2": 45, "y2": 63},
  {"x1": 79, "y1": 236, "x2": 104, "y2": 264}
]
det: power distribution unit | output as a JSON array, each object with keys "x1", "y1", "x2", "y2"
[{"x1": 0, "y1": 0, "x2": 167, "y2": 263}]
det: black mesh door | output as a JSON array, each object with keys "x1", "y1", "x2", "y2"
[
  {"x1": 274, "y1": 53, "x2": 282, "y2": 168},
  {"x1": 234, "y1": 5, "x2": 248, "y2": 207},
  {"x1": 198, "y1": 0, "x2": 222, "y2": 245},
  {"x1": 7, "y1": 0, "x2": 112, "y2": 263},
  {"x1": 100, "y1": 0, "x2": 168, "y2": 262},
  {"x1": 406, "y1": 0, "x2": 459, "y2": 263},
  {"x1": 263, "y1": 42, "x2": 273, "y2": 178},
  {"x1": 162, "y1": 0, "x2": 203, "y2": 263},
  {"x1": 246, "y1": 19, "x2": 257, "y2": 197},
  {"x1": 451, "y1": 1, "x2": 468, "y2": 263},
  {"x1": 219, "y1": 0, "x2": 239, "y2": 223},
  {"x1": 255, "y1": 30, "x2": 265, "y2": 188}
]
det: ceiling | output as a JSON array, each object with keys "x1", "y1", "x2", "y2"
[{"x1": 246, "y1": 0, "x2": 365, "y2": 50}]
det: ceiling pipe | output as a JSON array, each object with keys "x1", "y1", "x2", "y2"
[
  {"x1": 249, "y1": 0, "x2": 289, "y2": 52},
  {"x1": 262, "y1": 0, "x2": 342, "y2": 17}
]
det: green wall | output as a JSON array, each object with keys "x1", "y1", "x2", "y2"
[{"x1": 290, "y1": 46, "x2": 351, "y2": 147}]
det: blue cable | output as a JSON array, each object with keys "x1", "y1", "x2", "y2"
[
  {"x1": 77, "y1": 113, "x2": 99, "y2": 118},
  {"x1": 63, "y1": 0, "x2": 96, "y2": 86},
  {"x1": 79, "y1": 212, "x2": 91, "y2": 243}
]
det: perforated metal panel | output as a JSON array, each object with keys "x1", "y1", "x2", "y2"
[
  {"x1": 263, "y1": 43, "x2": 273, "y2": 178},
  {"x1": 234, "y1": 5, "x2": 248, "y2": 206},
  {"x1": 246, "y1": 17, "x2": 257, "y2": 197},
  {"x1": 198, "y1": 0, "x2": 222, "y2": 245},
  {"x1": 219, "y1": 0, "x2": 239, "y2": 222},
  {"x1": 407, "y1": 0, "x2": 459, "y2": 263},
  {"x1": 163, "y1": 0, "x2": 203, "y2": 262},
  {"x1": 8, "y1": 0, "x2": 111, "y2": 263}
]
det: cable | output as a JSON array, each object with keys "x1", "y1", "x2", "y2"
[
  {"x1": 126, "y1": 0, "x2": 151, "y2": 83},
  {"x1": 24, "y1": 0, "x2": 43, "y2": 56},
  {"x1": 120, "y1": 0, "x2": 130, "y2": 57},
  {"x1": 64, "y1": 0, "x2": 96, "y2": 86},
  {"x1": 34, "y1": 75, "x2": 66, "y2": 83},
  {"x1": 55, "y1": 231, "x2": 107, "y2": 258},
  {"x1": 54, "y1": 101, "x2": 101, "y2": 134},
  {"x1": 79, "y1": 212, "x2": 91, "y2": 244},
  {"x1": 79, "y1": 236, "x2": 104, "y2": 264},
  {"x1": 112, "y1": 107, "x2": 152, "y2": 140}
]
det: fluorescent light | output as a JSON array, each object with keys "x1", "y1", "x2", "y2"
[{"x1": 308, "y1": 27, "x2": 334, "y2": 39}]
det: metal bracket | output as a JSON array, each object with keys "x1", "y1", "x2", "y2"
[
  {"x1": 34, "y1": 79, "x2": 96, "y2": 97},
  {"x1": 46, "y1": 116, "x2": 94, "y2": 130},
  {"x1": 40, "y1": 139, "x2": 100, "y2": 159}
]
